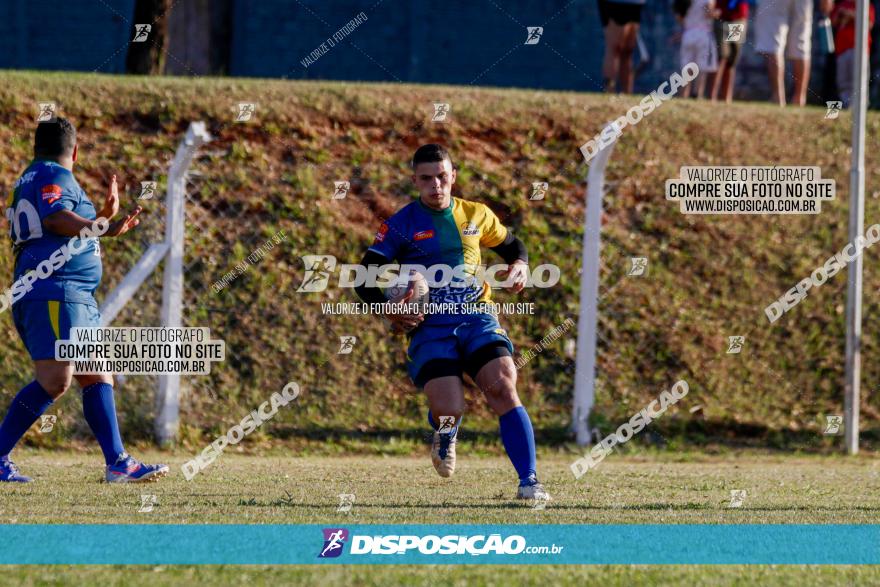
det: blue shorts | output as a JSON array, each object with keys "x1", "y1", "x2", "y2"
[
  {"x1": 12, "y1": 300, "x2": 101, "y2": 361},
  {"x1": 407, "y1": 313, "x2": 514, "y2": 388}
]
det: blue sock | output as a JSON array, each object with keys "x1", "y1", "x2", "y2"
[
  {"x1": 428, "y1": 410, "x2": 460, "y2": 434},
  {"x1": 0, "y1": 381, "x2": 54, "y2": 458},
  {"x1": 81, "y1": 383, "x2": 125, "y2": 465},
  {"x1": 499, "y1": 406, "x2": 537, "y2": 484}
]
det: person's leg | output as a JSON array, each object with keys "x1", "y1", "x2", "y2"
[
  {"x1": 702, "y1": 33, "x2": 719, "y2": 99},
  {"x1": 754, "y1": 0, "x2": 788, "y2": 105},
  {"x1": 473, "y1": 355, "x2": 539, "y2": 487},
  {"x1": 603, "y1": 21, "x2": 623, "y2": 92},
  {"x1": 0, "y1": 361, "x2": 70, "y2": 458},
  {"x1": 791, "y1": 58, "x2": 810, "y2": 106},
  {"x1": 76, "y1": 373, "x2": 125, "y2": 466},
  {"x1": 423, "y1": 374, "x2": 465, "y2": 478},
  {"x1": 722, "y1": 63, "x2": 735, "y2": 103},
  {"x1": 709, "y1": 21, "x2": 725, "y2": 101},
  {"x1": 76, "y1": 370, "x2": 169, "y2": 483},
  {"x1": 679, "y1": 36, "x2": 693, "y2": 98},
  {"x1": 457, "y1": 316, "x2": 546, "y2": 499},
  {"x1": 618, "y1": 22, "x2": 639, "y2": 93},
  {"x1": 67, "y1": 303, "x2": 166, "y2": 482},
  {"x1": 722, "y1": 26, "x2": 744, "y2": 104},
  {"x1": 695, "y1": 74, "x2": 708, "y2": 99},
  {"x1": 764, "y1": 53, "x2": 786, "y2": 106},
  {"x1": 1, "y1": 300, "x2": 75, "y2": 481},
  {"x1": 424, "y1": 376, "x2": 466, "y2": 428},
  {"x1": 707, "y1": 71, "x2": 718, "y2": 100},
  {"x1": 837, "y1": 50, "x2": 854, "y2": 108},
  {"x1": 787, "y1": 0, "x2": 813, "y2": 106}
]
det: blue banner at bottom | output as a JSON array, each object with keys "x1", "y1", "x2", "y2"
[{"x1": 0, "y1": 525, "x2": 876, "y2": 565}]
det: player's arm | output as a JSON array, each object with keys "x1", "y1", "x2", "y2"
[
  {"x1": 480, "y1": 204, "x2": 529, "y2": 294},
  {"x1": 354, "y1": 249, "x2": 424, "y2": 333},
  {"x1": 354, "y1": 250, "x2": 392, "y2": 305},
  {"x1": 491, "y1": 232, "x2": 528, "y2": 265},
  {"x1": 355, "y1": 220, "x2": 424, "y2": 332},
  {"x1": 490, "y1": 232, "x2": 529, "y2": 293},
  {"x1": 41, "y1": 174, "x2": 141, "y2": 238},
  {"x1": 44, "y1": 207, "x2": 142, "y2": 238}
]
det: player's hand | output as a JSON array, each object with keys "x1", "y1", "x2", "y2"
[
  {"x1": 105, "y1": 206, "x2": 142, "y2": 237},
  {"x1": 498, "y1": 260, "x2": 528, "y2": 293},
  {"x1": 385, "y1": 288, "x2": 425, "y2": 333},
  {"x1": 99, "y1": 175, "x2": 121, "y2": 220}
]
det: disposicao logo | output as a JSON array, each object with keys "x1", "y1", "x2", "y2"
[{"x1": 318, "y1": 528, "x2": 349, "y2": 558}]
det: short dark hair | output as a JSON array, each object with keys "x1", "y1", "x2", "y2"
[
  {"x1": 411, "y1": 143, "x2": 452, "y2": 170},
  {"x1": 34, "y1": 117, "x2": 76, "y2": 159}
]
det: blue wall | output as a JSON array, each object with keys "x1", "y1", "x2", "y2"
[
  {"x1": 0, "y1": 0, "x2": 876, "y2": 105},
  {"x1": 230, "y1": 0, "x2": 608, "y2": 91},
  {"x1": 0, "y1": 0, "x2": 134, "y2": 73}
]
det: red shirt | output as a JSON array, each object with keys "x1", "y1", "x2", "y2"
[
  {"x1": 832, "y1": 0, "x2": 875, "y2": 55},
  {"x1": 720, "y1": 0, "x2": 749, "y2": 21}
]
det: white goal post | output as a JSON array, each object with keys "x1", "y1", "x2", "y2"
[
  {"x1": 572, "y1": 124, "x2": 616, "y2": 446},
  {"x1": 572, "y1": 111, "x2": 865, "y2": 453},
  {"x1": 100, "y1": 121, "x2": 211, "y2": 446}
]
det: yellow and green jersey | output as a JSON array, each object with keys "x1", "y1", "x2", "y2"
[{"x1": 368, "y1": 197, "x2": 508, "y2": 320}]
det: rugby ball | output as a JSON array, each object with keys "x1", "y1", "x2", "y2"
[{"x1": 383, "y1": 270, "x2": 430, "y2": 306}]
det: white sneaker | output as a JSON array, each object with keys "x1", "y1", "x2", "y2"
[
  {"x1": 431, "y1": 431, "x2": 457, "y2": 478},
  {"x1": 516, "y1": 478, "x2": 551, "y2": 501}
]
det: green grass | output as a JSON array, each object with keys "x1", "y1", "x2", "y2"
[
  {"x1": 1, "y1": 565, "x2": 878, "y2": 587},
  {"x1": 3, "y1": 450, "x2": 877, "y2": 524},
  {"x1": 0, "y1": 450, "x2": 878, "y2": 584},
  {"x1": 0, "y1": 69, "x2": 878, "y2": 449}
]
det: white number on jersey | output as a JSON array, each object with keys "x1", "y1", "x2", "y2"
[{"x1": 6, "y1": 199, "x2": 43, "y2": 245}]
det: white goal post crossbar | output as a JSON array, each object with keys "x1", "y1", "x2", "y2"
[{"x1": 99, "y1": 121, "x2": 211, "y2": 445}]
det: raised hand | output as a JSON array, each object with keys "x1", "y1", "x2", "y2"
[
  {"x1": 99, "y1": 175, "x2": 120, "y2": 220},
  {"x1": 105, "y1": 206, "x2": 143, "y2": 237}
]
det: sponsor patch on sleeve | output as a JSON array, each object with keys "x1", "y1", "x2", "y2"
[
  {"x1": 41, "y1": 184, "x2": 63, "y2": 205},
  {"x1": 374, "y1": 223, "x2": 389, "y2": 243}
]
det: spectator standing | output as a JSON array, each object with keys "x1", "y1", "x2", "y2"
[
  {"x1": 831, "y1": 0, "x2": 876, "y2": 107},
  {"x1": 755, "y1": 0, "x2": 831, "y2": 106},
  {"x1": 599, "y1": 0, "x2": 646, "y2": 93},
  {"x1": 711, "y1": 0, "x2": 750, "y2": 102},
  {"x1": 675, "y1": 0, "x2": 719, "y2": 98}
]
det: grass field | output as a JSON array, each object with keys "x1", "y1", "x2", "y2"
[
  {"x1": 4, "y1": 450, "x2": 878, "y2": 524},
  {"x1": 1, "y1": 71, "x2": 879, "y2": 583},
  {"x1": 1, "y1": 564, "x2": 878, "y2": 587},
  {"x1": 0, "y1": 449, "x2": 877, "y2": 585},
  {"x1": 1, "y1": 71, "x2": 879, "y2": 450}
]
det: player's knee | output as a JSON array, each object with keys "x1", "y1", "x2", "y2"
[
  {"x1": 76, "y1": 374, "x2": 113, "y2": 388},
  {"x1": 39, "y1": 376, "x2": 71, "y2": 398},
  {"x1": 482, "y1": 362, "x2": 518, "y2": 402},
  {"x1": 496, "y1": 359, "x2": 518, "y2": 388}
]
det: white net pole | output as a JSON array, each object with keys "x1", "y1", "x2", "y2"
[
  {"x1": 844, "y1": 0, "x2": 869, "y2": 455},
  {"x1": 155, "y1": 122, "x2": 211, "y2": 445},
  {"x1": 573, "y1": 126, "x2": 616, "y2": 446}
]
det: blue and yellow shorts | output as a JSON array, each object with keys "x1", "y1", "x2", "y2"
[
  {"x1": 407, "y1": 312, "x2": 514, "y2": 388},
  {"x1": 12, "y1": 300, "x2": 101, "y2": 361}
]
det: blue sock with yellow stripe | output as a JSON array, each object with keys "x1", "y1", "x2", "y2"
[
  {"x1": 81, "y1": 382, "x2": 125, "y2": 465},
  {"x1": 0, "y1": 381, "x2": 54, "y2": 458}
]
